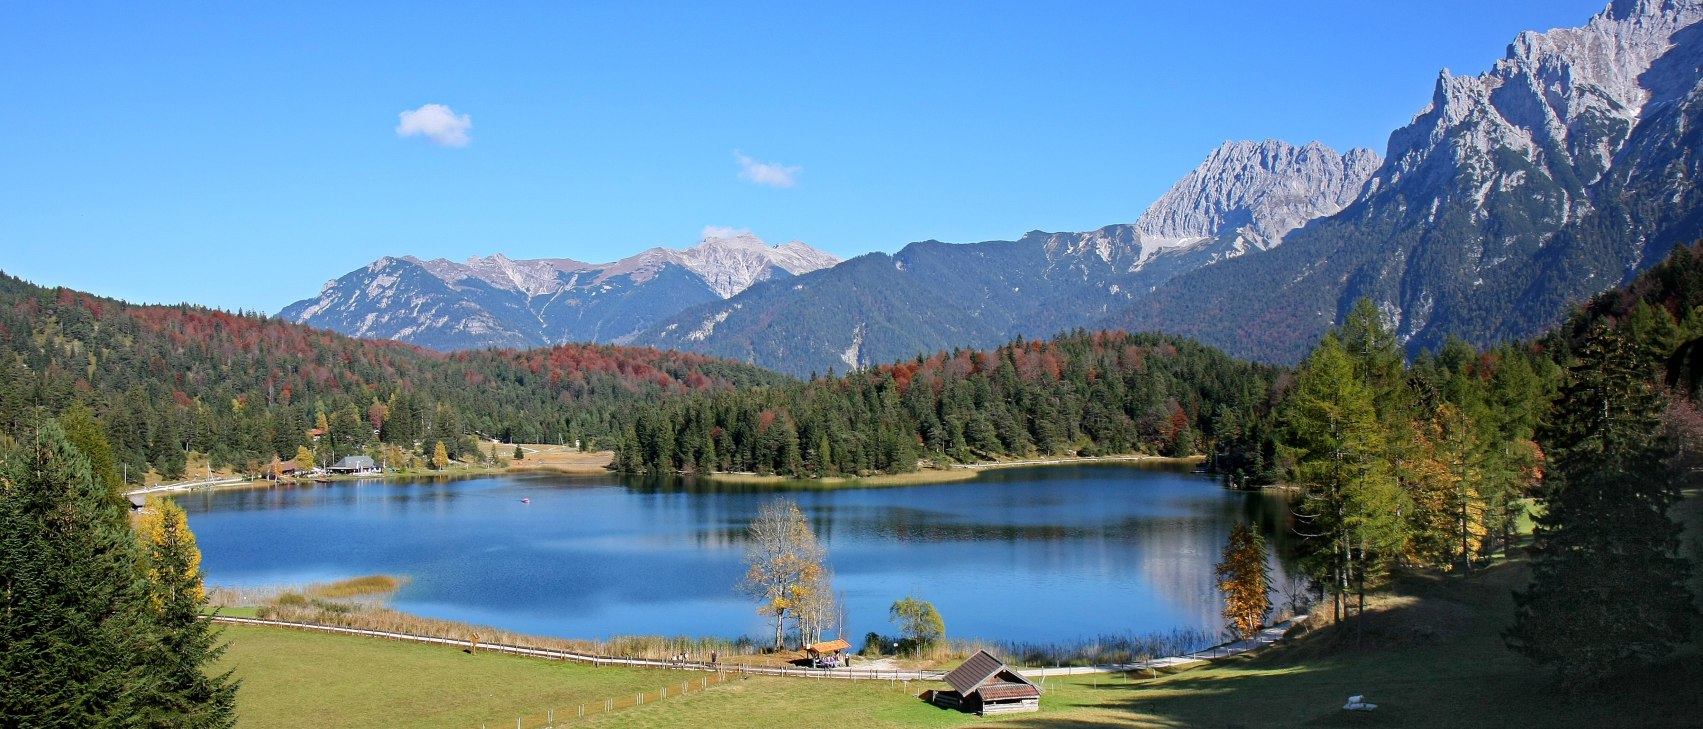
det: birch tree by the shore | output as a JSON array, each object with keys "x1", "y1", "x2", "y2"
[{"x1": 739, "y1": 499, "x2": 828, "y2": 650}]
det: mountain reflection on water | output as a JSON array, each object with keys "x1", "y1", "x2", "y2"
[{"x1": 178, "y1": 463, "x2": 1294, "y2": 644}]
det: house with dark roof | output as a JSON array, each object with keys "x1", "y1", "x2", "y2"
[
  {"x1": 328, "y1": 455, "x2": 377, "y2": 474},
  {"x1": 933, "y1": 650, "x2": 1041, "y2": 715}
]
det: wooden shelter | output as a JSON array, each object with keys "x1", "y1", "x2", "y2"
[
  {"x1": 933, "y1": 650, "x2": 1041, "y2": 715},
  {"x1": 803, "y1": 638, "x2": 850, "y2": 667},
  {"x1": 804, "y1": 638, "x2": 850, "y2": 657}
]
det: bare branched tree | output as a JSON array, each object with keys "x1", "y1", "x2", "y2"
[{"x1": 738, "y1": 498, "x2": 828, "y2": 650}]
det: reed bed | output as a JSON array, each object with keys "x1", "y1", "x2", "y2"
[
  {"x1": 305, "y1": 574, "x2": 405, "y2": 599},
  {"x1": 951, "y1": 628, "x2": 1217, "y2": 667}
]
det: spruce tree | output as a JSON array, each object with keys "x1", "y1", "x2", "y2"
[
  {"x1": 0, "y1": 421, "x2": 155, "y2": 727},
  {"x1": 61, "y1": 402, "x2": 124, "y2": 507},
  {"x1": 1506, "y1": 325, "x2": 1699, "y2": 686}
]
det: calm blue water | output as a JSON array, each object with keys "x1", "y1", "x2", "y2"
[{"x1": 178, "y1": 464, "x2": 1291, "y2": 644}]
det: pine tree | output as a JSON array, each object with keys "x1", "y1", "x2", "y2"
[
  {"x1": 1278, "y1": 335, "x2": 1408, "y2": 627},
  {"x1": 0, "y1": 420, "x2": 156, "y2": 726},
  {"x1": 431, "y1": 441, "x2": 450, "y2": 470},
  {"x1": 136, "y1": 497, "x2": 238, "y2": 727},
  {"x1": 1215, "y1": 523, "x2": 1272, "y2": 639},
  {"x1": 61, "y1": 402, "x2": 124, "y2": 507},
  {"x1": 1506, "y1": 325, "x2": 1700, "y2": 686}
]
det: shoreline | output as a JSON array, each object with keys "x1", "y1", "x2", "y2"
[
  {"x1": 127, "y1": 457, "x2": 620, "y2": 498},
  {"x1": 692, "y1": 453, "x2": 1205, "y2": 489},
  {"x1": 950, "y1": 453, "x2": 1204, "y2": 470},
  {"x1": 135, "y1": 451, "x2": 1214, "y2": 498}
]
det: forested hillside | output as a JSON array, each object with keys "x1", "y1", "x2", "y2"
[
  {"x1": 612, "y1": 330, "x2": 1285, "y2": 478},
  {"x1": 0, "y1": 272, "x2": 788, "y2": 484},
  {"x1": 1266, "y1": 241, "x2": 1703, "y2": 685}
]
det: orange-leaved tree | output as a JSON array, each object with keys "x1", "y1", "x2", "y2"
[{"x1": 1215, "y1": 523, "x2": 1271, "y2": 640}]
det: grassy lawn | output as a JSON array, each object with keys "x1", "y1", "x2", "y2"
[
  {"x1": 218, "y1": 625, "x2": 714, "y2": 729},
  {"x1": 217, "y1": 622, "x2": 1114, "y2": 729}
]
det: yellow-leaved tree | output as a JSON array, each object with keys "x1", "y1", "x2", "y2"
[
  {"x1": 295, "y1": 445, "x2": 315, "y2": 473},
  {"x1": 139, "y1": 496, "x2": 238, "y2": 720},
  {"x1": 140, "y1": 497, "x2": 205, "y2": 604},
  {"x1": 739, "y1": 498, "x2": 828, "y2": 650}
]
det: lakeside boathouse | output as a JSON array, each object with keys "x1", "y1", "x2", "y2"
[{"x1": 933, "y1": 650, "x2": 1041, "y2": 715}]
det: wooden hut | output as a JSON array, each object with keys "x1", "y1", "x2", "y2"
[
  {"x1": 803, "y1": 638, "x2": 850, "y2": 667},
  {"x1": 933, "y1": 650, "x2": 1041, "y2": 715}
]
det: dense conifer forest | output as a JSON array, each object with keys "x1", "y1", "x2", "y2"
[
  {"x1": 0, "y1": 272, "x2": 787, "y2": 484},
  {"x1": 610, "y1": 331, "x2": 1284, "y2": 477}
]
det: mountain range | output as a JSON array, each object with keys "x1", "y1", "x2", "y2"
[
  {"x1": 1115, "y1": 0, "x2": 1703, "y2": 361},
  {"x1": 281, "y1": 0, "x2": 1703, "y2": 375},
  {"x1": 278, "y1": 234, "x2": 839, "y2": 351}
]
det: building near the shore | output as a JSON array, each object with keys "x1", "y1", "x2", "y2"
[
  {"x1": 932, "y1": 650, "x2": 1041, "y2": 715},
  {"x1": 328, "y1": 455, "x2": 378, "y2": 474}
]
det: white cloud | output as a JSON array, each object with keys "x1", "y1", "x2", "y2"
[
  {"x1": 734, "y1": 150, "x2": 800, "y2": 187},
  {"x1": 701, "y1": 225, "x2": 754, "y2": 240},
  {"x1": 396, "y1": 103, "x2": 473, "y2": 147}
]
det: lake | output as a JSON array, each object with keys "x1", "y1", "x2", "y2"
[{"x1": 179, "y1": 463, "x2": 1293, "y2": 646}]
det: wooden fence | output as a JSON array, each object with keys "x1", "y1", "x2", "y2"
[{"x1": 210, "y1": 616, "x2": 947, "y2": 681}]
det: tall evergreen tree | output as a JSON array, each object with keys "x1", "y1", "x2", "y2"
[
  {"x1": 1506, "y1": 325, "x2": 1700, "y2": 686},
  {"x1": 61, "y1": 402, "x2": 124, "y2": 507},
  {"x1": 0, "y1": 421, "x2": 155, "y2": 727},
  {"x1": 1278, "y1": 335, "x2": 1408, "y2": 627}
]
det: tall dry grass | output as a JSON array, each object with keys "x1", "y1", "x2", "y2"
[{"x1": 305, "y1": 574, "x2": 405, "y2": 599}]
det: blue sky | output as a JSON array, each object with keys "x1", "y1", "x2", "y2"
[{"x1": 1, "y1": 0, "x2": 1608, "y2": 313}]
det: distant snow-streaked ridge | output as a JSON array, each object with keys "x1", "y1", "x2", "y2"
[{"x1": 278, "y1": 235, "x2": 840, "y2": 351}]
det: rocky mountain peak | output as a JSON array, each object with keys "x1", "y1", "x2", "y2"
[
  {"x1": 1133, "y1": 139, "x2": 1380, "y2": 248},
  {"x1": 676, "y1": 234, "x2": 841, "y2": 299},
  {"x1": 1376, "y1": 0, "x2": 1703, "y2": 205}
]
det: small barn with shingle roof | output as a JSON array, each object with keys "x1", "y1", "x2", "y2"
[{"x1": 933, "y1": 650, "x2": 1041, "y2": 715}]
